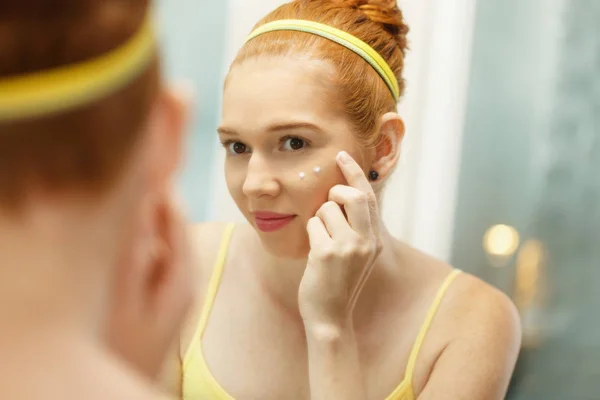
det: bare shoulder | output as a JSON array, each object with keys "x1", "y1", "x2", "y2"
[
  {"x1": 181, "y1": 221, "x2": 236, "y2": 337},
  {"x1": 450, "y1": 272, "x2": 521, "y2": 341},
  {"x1": 154, "y1": 221, "x2": 239, "y2": 397},
  {"x1": 396, "y1": 243, "x2": 520, "y2": 343},
  {"x1": 411, "y1": 269, "x2": 522, "y2": 398},
  {"x1": 424, "y1": 271, "x2": 521, "y2": 397},
  {"x1": 189, "y1": 221, "x2": 234, "y2": 276},
  {"x1": 179, "y1": 221, "x2": 254, "y2": 349}
]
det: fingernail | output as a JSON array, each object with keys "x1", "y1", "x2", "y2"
[{"x1": 337, "y1": 151, "x2": 351, "y2": 164}]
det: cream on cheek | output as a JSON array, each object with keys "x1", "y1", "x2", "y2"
[
  {"x1": 284, "y1": 157, "x2": 346, "y2": 217},
  {"x1": 290, "y1": 147, "x2": 370, "y2": 215},
  {"x1": 298, "y1": 166, "x2": 320, "y2": 180}
]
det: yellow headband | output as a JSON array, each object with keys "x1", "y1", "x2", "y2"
[
  {"x1": 0, "y1": 14, "x2": 155, "y2": 122},
  {"x1": 245, "y1": 19, "x2": 400, "y2": 101}
]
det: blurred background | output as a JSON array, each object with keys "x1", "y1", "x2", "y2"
[{"x1": 156, "y1": 0, "x2": 599, "y2": 398}]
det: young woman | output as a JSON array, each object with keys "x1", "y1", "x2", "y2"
[
  {"x1": 173, "y1": 1, "x2": 521, "y2": 399},
  {"x1": 0, "y1": 1, "x2": 194, "y2": 398}
]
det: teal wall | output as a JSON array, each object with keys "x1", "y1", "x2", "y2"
[
  {"x1": 156, "y1": 0, "x2": 228, "y2": 221},
  {"x1": 452, "y1": 0, "x2": 600, "y2": 398}
]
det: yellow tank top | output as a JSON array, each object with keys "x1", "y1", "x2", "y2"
[{"x1": 182, "y1": 223, "x2": 461, "y2": 400}]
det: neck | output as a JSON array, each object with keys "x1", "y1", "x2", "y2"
[
  {"x1": 0, "y1": 319, "x2": 155, "y2": 400},
  {"x1": 0, "y1": 197, "x2": 126, "y2": 344},
  {"x1": 0, "y1": 215, "x2": 156, "y2": 400},
  {"x1": 254, "y1": 222, "x2": 402, "y2": 326}
]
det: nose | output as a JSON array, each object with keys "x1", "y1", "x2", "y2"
[{"x1": 242, "y1": 153, "x2": 281, "y2": 198}]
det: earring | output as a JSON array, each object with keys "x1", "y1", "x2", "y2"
[{"x1": 368, "y1": 170, "x2": 379, "y2": 181}]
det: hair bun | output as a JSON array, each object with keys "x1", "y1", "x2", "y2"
[{"x1": 336, "y1": 0, "x2": 408, "y2": 52}]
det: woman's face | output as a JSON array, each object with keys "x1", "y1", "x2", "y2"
[{"x1": 220, "y1": 57, "x2": 370, "y2": 259}]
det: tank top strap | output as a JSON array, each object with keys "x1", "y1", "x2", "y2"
[
  {"x1": 404, "y1": 269, "x2": 462, "y2": 383},
  {"x1": 183, "y1": 223, "x2": 235, "y2": 369}
]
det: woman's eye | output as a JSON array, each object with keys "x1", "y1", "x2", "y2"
[
  {"x1": 227, "y1": 142, "x2": 248, "y2": 154},
  {"x1": 282, "y1": 137, "x2": 306, "y2": 151}
]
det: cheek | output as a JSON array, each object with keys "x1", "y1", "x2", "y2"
[{"x1": 286, "y1": 165, "x2": 346, "y2": 217}]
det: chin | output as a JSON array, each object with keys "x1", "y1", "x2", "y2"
[
  {"x1": 253, "y1": 223, "x2": 310, "y2": 259},
  {"x1": 261, "y1": 240, "x2": 309, "y2": 259}
]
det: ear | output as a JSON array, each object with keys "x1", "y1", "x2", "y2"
[
  {"x1": 370, "y1": 112, "x2": 405, "y2": 180},
  {"x1": 146, "y1": 83, "x2": 194, "y2": 191}
]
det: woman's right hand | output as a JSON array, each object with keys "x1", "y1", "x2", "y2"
[{"x1": 299, "y1": 151, "x2": 382, "y2": 332}]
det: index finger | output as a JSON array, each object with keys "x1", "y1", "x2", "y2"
[{"x1": 336, "y1": 151, "x2": 374, "y2": 194}]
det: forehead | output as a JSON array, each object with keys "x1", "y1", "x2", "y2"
[{"x1": 221, "y1": 57, "x2": 345, "y2": 131}]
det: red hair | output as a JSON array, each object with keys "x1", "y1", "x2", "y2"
[
  {"x1": 0, "y1": 0, "x2": 158, "y2": 210},
  {"x1": 231, "y1": 0, "x2": 409, "y2": 149}
]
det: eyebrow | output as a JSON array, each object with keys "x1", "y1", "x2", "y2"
[{"x1": 217, "y1": 121, "x2": 325, "y2": 136}]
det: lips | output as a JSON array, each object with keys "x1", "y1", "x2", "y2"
[{"x1": 253, "y1": 211, "x2": 296, "y2": 232}]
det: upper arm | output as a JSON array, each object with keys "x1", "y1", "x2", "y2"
[{"x1": 418, "y1": 282, "x2": 522, "y2": 400}]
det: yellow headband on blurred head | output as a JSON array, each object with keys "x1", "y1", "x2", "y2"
[
  {"x1": 245, "y1": 19, "x2": 400, "y2": 101},
  {"x1": 0, "y1": 14, "x2": 155, "y2": 122}
]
